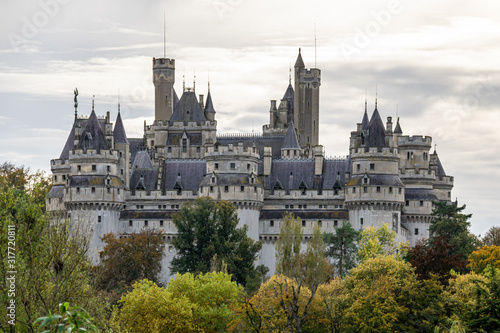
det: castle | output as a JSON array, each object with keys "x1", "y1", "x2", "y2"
[{"x1": 47, "y1": 49, "x2": 454, "y2": 281}]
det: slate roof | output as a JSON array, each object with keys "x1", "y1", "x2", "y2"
[
  {"x1": 281, "y1": 83, "x2": 294, "y2": 122},
  {"x1": 131, "y1": 151, "x2": 154, "y2": 170},
  {"x1": 70, "y1": 175, "x2": 123, "y2": 187},
  {"x1": 436, "y1": 155, "x2": 447, "y2": 178},
  {"x1": 346, "y1": 174, "x2": 405, "y2": 187},
  {"x1": 260, "y1": 210, "x2": 349, "y2": 220},
  {"x1": 120, "y1": 210, "x2": 178, "y2": 220},
  {"x1": 394, "y1": 117, "x2": 403, "y2": 134},
  {"x1": 217, "y1": 135, "x2": 286, "y2": 159},
  {"x1": 204, "y1": 91, "x2": 215, "y2": 115},
  {"x1": 294, "y1": 48, "x2": 305, "y2": 68},
  {"x1": 200, "y1": 173, "x2": 264, "y2": 187},
  {"x1": 361, "y1": 109, "x2": 369, "y2": 131},
  {"x1": 282, "y1": 123, "x2": 300, "y2": 149},
  {"x1": 167, "y1": 133, "x2": 202, "y2": 145},
  {"x1": 162, "y1": 160, "x2": 206, "y2": 194},
  {"x1": 59, "y1": 124, "x2": 76, "y2": 159},
  {"x1": 404, "y1": 188, "x2": 438, "y2": 201},
  {"x1": 48, "y1": 185, "x2": 65, "y2": 198},
  {"x1": 169, "y1": 91, "x2": 206, "y2": 125},
  {"x1": 113, "y1": 112, "x2": 129, "y2": 144},
  {"x1": 77, "y1": 110, "x2": 109, "y2": 153},
  {"x1": 129, "y1": 138, "x2": 146, "y2": 166},
  {"x1": 173, "y1": 88, "x2": 179, "y2": 108},
  {"x1": 366, "y1": 108, "x2": 386, "y2": 151}
]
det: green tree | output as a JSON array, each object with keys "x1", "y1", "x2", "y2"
[
  {"x1": 34, "y1": 302, "x2": 96, "y2": 333},
  {"x1": 171, "y1": 197, "x2": 264, "y2": 288},
  {"x1": 114, "y1": 272, "x2": 243, "y2": 332},
  {"x1": 324, "y1": 222, "x2": 360, "y2": 277},
  {"x1": 483, "y1": 226, "x2": 500, "y2": 246},
  {"x1": 357, "y1": 223, "x2": 397, "y2": 262},
  {"x1": 96, "y1": 229, "x2": 165, "y2": 297},
  {"x1": 465, "y1": 267, "x2": 500, "y2": 332},
  {"x1": 429, "y1": 201, "x2": 479, "y2": 261},
  {"x1": 274, "y1": 213, "x2": 331, "y2": 332},
  {"x1": 0, "y1": 163, "x2": 107, "y2": 332}
]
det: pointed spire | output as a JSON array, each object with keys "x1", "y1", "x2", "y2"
[
  {"x1": 294, "y1": 48, "x2": 305, "y2": 68},
  {"x1": 282, "y1": 122, "x2": 300, "y2": 149},
  {"x1": 204, "y1": 89, "x2": 216, "y2": 115},
  {"x1": 114, "y1": 111, "x2": 129, "y2": 144},
  {"x1": 361, "y1": 108, "x2": 369, "y2": 131},
  {"x1": 289, "y1": 67, "x2": 292, "y2": 84},
  {"x1": 375, "y1": 85, "x2": 378, "y2": 110},
  {"x1": 183, "y1": 75, "x2": 185, "y2": 92},
  {"x1": 92, "y1": 95, "x2": 95, "y2": 112},
  {"x1": 394, "y1": 117, "x2": 403, "y2": 134}
]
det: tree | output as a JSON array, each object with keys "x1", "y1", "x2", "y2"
[
  {"x1": 34, "y1": 302, "x2": 97, "y2": 333},
  {"x1": 483, "y1": 226, "x2": 500, "y2": 246},
  {"x1": 408, "y1": 236, "x2": 467, "y2": 283},
  {"x1": 357, "y1": 223, "x2": 397, "y2": 262},
  {"x1": 171, "y1": 197, "x2": 264, "y2": 288},
  {"x1": 465, "y1": 267, "x2": 500, "y2": 332},
  {"x1": 0, "y1": 163, "x2": 107, "y2": 332},
  {"x1": 274, "y1": 213, "x2": 331, "y2": 332},
  {"x1": 429, "y1": 201, "x2": 479, "y2": 260},
  {"x1": 468, "y1": 245, "x2": 500, "y2": 274},
  {"x1": 324, "y1": 222, "x2": 360, "y2": 277},
  {"x1": 96, "y1": 229, "x2": 165, "y2": 297},
  {"x1": 114, "y1": 272, "x2": 243, "y2": 332}
]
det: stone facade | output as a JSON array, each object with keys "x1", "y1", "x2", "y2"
[{"x1": 48, "y1": 50, "x2": 454, "y2": 282}]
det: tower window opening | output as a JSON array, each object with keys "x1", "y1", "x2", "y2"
[
  {"x1": 224, "y1": 186, "x2": 229, "y2": 192},
  {"x1": 144, "y1": 220, "x2": 148, "y2": 227},
  {"x1": 91, "y1": 187, "x2": 95, "y2": 193},
  {"x1": 129, "y1": 220, "x2": 133, "y2": 227},
  {"x1": 420, "y1": 201, "x2": 424, "y2": 207},
  {"x1": 76, "y1": 187, "x2": 80, "y2": 193},
  {"x1": 182, "y1": 139, "x2": 187, "y2": 153},
  {"x1": 160, "y1": 220, "x2": 164, "y2": 227},
  {"x1": 376, "y1": 186, "x2": 381, "y2": 193},
  {"x1": 357, "y1": 164, "x2": 360, "y2": 171},
  {"x1": 215, "y1": 163, "x2": 219, "y2": 169},
  {"x1": 92, "y1": 165, "x2": 96, "y2": 171},
  {"x1": 389, "y1": 187, "x2": 393, "y2": 193},
  {"x1": 352, "y1": 187, "x2": 356, "y2": 193},
  {"x1": 360, "y1": 218, "x2": 364, "y2": 225},
  {"x1": 302, "y1": 220, "x2": 306, "y2": 227},
  {"x1": 415, "y1": 228, "x2": 419, "y2": 235},
  {"x1": 270, "y1": 220, "x2": 274, "y2": 227},
  {"x1": 230, "y1": 163, "x2": 236, "y2": 169},
  {"x1": 406, "y1": 200, "x2": 409, "y2": 206},
  {"x1": 98, "y1": 216, "x2": 101, "y2": 223},
  {"x1": 334, "y1": 220, "x2": 338, "y2": 227},
  {"x1": 363, "y1": 187, "x2": 368, "y2": 193},
  {"x1": 370, "y1": 163, "x2": 375, "y2": 170},
  {"x1": 78, "y1": 165, "x2": 81, "y2": 172},
  {"x1": 107, "y1": 165, "x2": 111, "y2": 172},
  {"x1": 240, "y1": 186, "x2": 244, "y2": 192}
]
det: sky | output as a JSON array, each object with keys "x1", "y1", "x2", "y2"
[{"x1": 0, "y1": 0, "x2": 498, "y2": 236}]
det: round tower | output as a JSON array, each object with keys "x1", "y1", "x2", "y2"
[
  {"x1": 201, "y1": 142, "x2": 264, "y2": 241},
  {"x1": 345, "y1": 107, "x2": 405, "y2": 240}
]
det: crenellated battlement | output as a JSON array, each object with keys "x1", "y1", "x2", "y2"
[
  {"x1": 398, "y1": 135, "x2": 432, "y2": 146},
  {"x1": 350, "y1": 147, "x2": 399, "y2": 156},
  {"x1": 399, "y1": 168, "x2": 436, "y2": 179},
  {"x1": 69, "y1": 149, "x2": 120, "y2": 162},
  {"x1": 152, "y1": 57, "x2": 175, "y2": 68},
  {"x1": 51, "y1": 159, "x2": 71, "y2": 170}
]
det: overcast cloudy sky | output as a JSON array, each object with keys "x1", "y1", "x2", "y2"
[{"x1": 1, "y1": 0, "x2": 498, "y2": 235}]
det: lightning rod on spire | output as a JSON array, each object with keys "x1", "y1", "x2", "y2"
[
  {"x1": 314, "y1": 23, "x2": 317, "y2": 68},
  {"x1": 163, "y1": 11, "x2": 166, "y2": 58}
]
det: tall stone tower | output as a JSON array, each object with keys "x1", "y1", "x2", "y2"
[
  {"x1": 153, "y1": 57, "x2": 176, "y2": 122},
  {"x1": 345, "y1": 105, "x2": 405, "y2": 240},
  {"x1": 294, "y1": 48, "x2": 321, "y2": 148}
]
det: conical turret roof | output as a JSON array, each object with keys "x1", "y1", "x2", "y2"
[
  {"x1": 204, "y1": 91, "x2": 215, "y2": 114},
  {"x1": 59, "y1": 123, "x2": 76, "y2": 159},
  {"x1": 77, "y1": 110, "x2": 109, "y2": 153},
  {"x1": 113, "y1": 112, "x2": 129, "y2": 144},
  {"x1": 394, "y1": 117, "x2": 403, "y2": 134},
  {"x1": 361, "y1": 109, "x2": 369, "y2": 131},
  {"x1": 366, "y1": 108, "x2": 386, "y2": 150},
  {"x1": 282, "y1": 123, "x2": 300, "y2": 149},
  {"x1": 294, "y1": 48, "x2": 305, "y2": 68},
  {"x1": 169, "y1": 91, "x2": 206, "y2": 125}
]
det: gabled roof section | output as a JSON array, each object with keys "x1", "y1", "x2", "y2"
[
  {"x1": 394, "y1": 117, "x2": 403, "y2": 134},
  {"x1": 113, "y1": 112, "x2": 129, "y2": 144},
  {"x1": 169, "y1": 91, "x2": 206, "y2": 125},
  {"x1": 131, "y1": 151, "x2": 153, "y2": 170},
  {"x1": 204, "y1": 91, "x2": 215, "y2": 114},
  {"x1": 282, "y1": 123, "x2": 300, "y2": 149},
  {"x1": 366, "y1": 108, "x2": 386, "y2": 150},
  {"x1": 294, "y1": 48, "x2": 305, "y2": 68},
  {"x1": 77, "y1": 110, "x2": 109, "y2": 153}
]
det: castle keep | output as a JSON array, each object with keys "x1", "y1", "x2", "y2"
[{"x1": 48, "y1": 50, "x2": 454, "y2": 280}]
